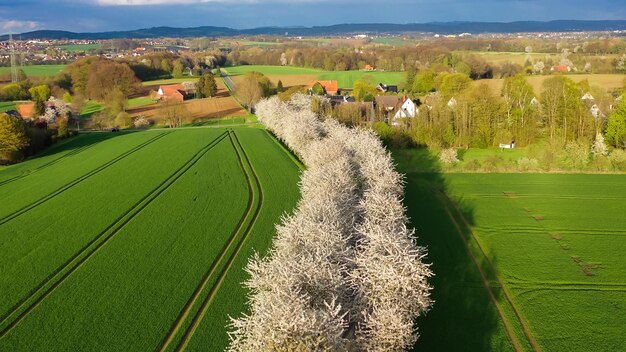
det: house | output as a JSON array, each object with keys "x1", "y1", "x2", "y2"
[
  {"x1": 374, "y1": 95, "x2": 417, "y2": 124},
  {"x1": 328, "y1": 95, "x2": 356, "y2": 107},
  {"x1": 375, "y1": 95, "x2": 399, "y2": 119},
  {"x1": 306, "y1": 80, "x2": 339, "y2": 96},
  {"x1": 393, "y1": 96, "x2": 417, "y2": 120},
  {"x1": 17, "y1": 102, "x2": 34, "y2": 119},
  {"x1": 157, "y1": 84, "x2": 194, "y2": 102},
  {"x1": 582, "y1": 92, "x2": 594, "y2": 101},
  {"x1": 551, "y1": 65, "x2": 571, "y2": 73},
  {"x1": 376, "y1": 83, "x2": 398, "y2": 93},
  {"x1": 363, "y1": 64, "x2": 375, "y2": 71}
]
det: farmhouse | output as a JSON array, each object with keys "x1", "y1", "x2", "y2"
[
  {"x1": 375, "y1": 95, "x2": 417, "y2": 124},
  {"x1": 306, "y1": 80, "x2": 339, "y2": 96},
  {"x1": 363, "y1": 64, "x2": 376, "y2": 71},
  {"x1": 551, "y1": 65, "x2": 571, "y2": 73},
  {"x1": 157, "y1": 84, "x2": 194, "y2": 102}
]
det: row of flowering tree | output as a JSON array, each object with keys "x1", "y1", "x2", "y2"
[{"x1": 228, "y1": 94, "x2": 433, "y2": 351}]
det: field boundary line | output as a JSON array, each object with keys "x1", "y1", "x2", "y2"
[
  {"x1": 0, "y1": 134, "x2": 109, "y2": 187},
  {"x1": 440, "y1": 192, "x2": 542, "y2": 352},
  {"x1": 0, "y1": 132, "x2": 169, "y2": 226},
  {"x1": 175, "y1": 129, "x2": 265, "y2": 352},
  {"x1": 158, "y1": 129, "x2": 263, "y2": 352},
  {"x1": 438, "y1": 192, "x2": 524, "y2": 352},
  {"x1": 0, "y1": 132, "x2": 229, "y2": 338}
]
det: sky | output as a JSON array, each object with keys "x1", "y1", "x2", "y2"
[{"x1": 0, "y1": 0, "x2": 625, "y2": 34}]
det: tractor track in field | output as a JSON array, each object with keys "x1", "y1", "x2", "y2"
[
  {"x1": 158, "y1": 129, "x2": 264, "y2": 352},
  {"x1": 439, "y1": 191, "x2": 542, "y2": 352},
  {"x1": 0, "y1": 135, "x2": 109, "y2": 188},
  {"x1": 0, "y1": 131, "x2": 230, "y2": 339},
  {"x1": 0, "y1": 132, "x2": 170, "y2": 227}
]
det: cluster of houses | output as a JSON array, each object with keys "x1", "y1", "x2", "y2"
[
  {"x1": 303, "y1": 79, "x2": 619, "y2": 127},
  {"x1": 305, "y1": 79, "x2": 416, "y2": 125}
]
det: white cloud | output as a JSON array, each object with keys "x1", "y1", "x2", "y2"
[{"x1": 1, "y1": 20, "x2": 39, "y2": 31}]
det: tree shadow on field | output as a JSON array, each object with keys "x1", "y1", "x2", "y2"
[
  {"x1": 392, "y1": 148, "x2": 514, "y2": 352},
  {"x1": 4, "y1": 131, "x2": 134, "y2": 169}
]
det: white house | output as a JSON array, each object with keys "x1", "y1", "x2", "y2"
[{"x1": 394, "y1": 97, "x2": 417, "y2": 120}]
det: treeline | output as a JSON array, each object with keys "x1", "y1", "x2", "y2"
[
  {"x1": 229, "y1": 95, "x2": 432, "y2": 351},
  {"x1": 216, "y1": 37, "x2": 626, "y2": 74}
]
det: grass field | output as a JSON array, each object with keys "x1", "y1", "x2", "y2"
[
  {"x1": 0, "y1": 127, "x2": 300, "y2": 351},
  {"x1": 0, "y1": 65, "x2": 65, "y2": 77},
  {"x1": 57, "y1": 44, "x2": 102, "y2": 52},
  {"x1": 224, "y1": 65, "x2": 404, "y2": 88},
  {"x1": 0, "y1": 102, "x2": 16, "y2": 113},
  {"x1": 395, "y1": 149, "x2": 626, "y2": 352}
]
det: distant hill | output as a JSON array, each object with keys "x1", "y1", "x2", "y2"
[{"x1": 3, "y1": 20, "x2": 626, "y2": 40}]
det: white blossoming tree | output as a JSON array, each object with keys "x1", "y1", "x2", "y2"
[{"x1": 228, "y1": 95, "x2": 433, "y2": 352}]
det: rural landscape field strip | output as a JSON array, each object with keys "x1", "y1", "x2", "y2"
[
  {"x1": 171, "y1": 130, "x2": 264, "y2": 352},
  {"x1": 440, "y1": 173, "x2": 626, "y2": 352},
  {"x1": 0, "y1": 131, "x2": 229, "y2": 338},
  {"x1": 0, "y1": 133, "x2": 111, "y2": 186},
  {"x1": 157, "y1": 129, "x2": 260, "y2": 352},
  {"x1": 0, "y1": 132, "x2": 169, "y2": 226},
  {"x1": 0, "y1": 129, "x2": 253, "y2": 351},
  {"x1": 441, "y1": 192, "x2": 541, "y2": 352},
  {"x1": 439, "y1": 194, "x2": 524, "y2": 352},
  {"x1": 183, "y1": 128, "x2": 302, "y2": 352}
]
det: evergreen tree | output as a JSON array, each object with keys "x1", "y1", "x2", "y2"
[{"x1": 277, "y1": 80, "x2": 284, "y2": 93}]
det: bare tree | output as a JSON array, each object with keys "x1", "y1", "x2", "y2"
[{"x1": 160, "y1": 99, "x2": 189, "y2": 128}]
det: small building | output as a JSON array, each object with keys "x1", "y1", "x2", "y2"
[
  {"x1": 157, "y1": 84, "x2": 194, "y2": 102},
  {"x1": 363, "y1": 64, "x2": 375, "y2": 71},
  {"x1": 17, "y1": 102, "x2": 35, "y2": 119},
  {"x1": 582, "y1": 92, "x2": 594, "y2": 101},
  {"x1": 328, "y1": 95, "x2": 356, "y2": 107},
  {"x1": 376, "y1": 83, "x2": 398, "y2": 93},
  {"x1": 393, "y1": 96, "x2": 417, "y2": 120},
  {"x1": 306, "y1": 80, "x2": 339, "y2": 96},
  {"x1": 551, "y1": 65, "x2": 571, "y2": 73}
]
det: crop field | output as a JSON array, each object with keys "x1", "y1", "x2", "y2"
[
  {"x1": 395, "y1": 150, "x2": 626, "y2": 352},
  {"x1": 57, "y1": 43, "x2": 102, "y2": 52},
  {"x1": 478, "y1": 73, "x2": 626, "y2": 94},
  {"x1": 0, "y1": 102, "x2": 16, "y2": 113},
  {"x1": 224, "y1": 65, "x2": 404, "y2": 88},
  {"x1": 0, "y1": 65, "x2": 65, "y2": 77},
  {"x1": 0, "y1": 128, "x2": 301, "y2": 351}
]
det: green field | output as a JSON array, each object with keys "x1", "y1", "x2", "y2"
[
  {"x1": 224, "y1": 65, "x2": 404, "y2": 88},
  {"x1": 0, "y1": 102, "x2": 16, "y2": 113},
  {"x1": 223, "y1": 65, "x2": 324, "y2": 76},
  {"x1": 0, "y1": 128, "x2": 300, "y2": 351},
  {"x1": 395, "y1": 149, "x2": 626, "y2": 352},
  {"x1": 0, "y1": 65, "x2": 65, "y2": 77},
  {"x1": 128, "y1": 96, "x2": 156, "y2": 108},
  {"x1": 57, "y1": 44, "x2": 102, "y2": 52}
]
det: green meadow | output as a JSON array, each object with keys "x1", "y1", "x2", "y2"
[
  {"x1": 0, "y1": 128, "x2": 300, "y2": 351},
  {"x1": 395, "y1": 149, "x2": 626, "y2": 352},
  {"x1": 0, "y1": 65, "x2": 66, "y2": 77}
]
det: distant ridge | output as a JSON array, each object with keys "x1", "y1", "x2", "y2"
[{"x1": 2, "y1": 20, "x2": 626, "y2": 40}]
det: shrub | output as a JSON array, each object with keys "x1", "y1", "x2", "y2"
[
  {"x1": 439, "y1": 148, "x2": 459, "y2": 164},
  {"x1": 114, "y1": 112, "x2": 133, "y2": 129},
  {"x1": 609, "y1": 149, "x2": 626, "y2": 171},
  {"x1": 517, "y1": 157, "x2": 539, "y2": 172},
  {"x1": 133, "y1": 116, "x2": 151, "y2": 129},
  {"x1": 559, "y1": 141, "x2": 589, "y2": 170},
  {"x1": 591, "y1": 133, "x2": 609, "y2": 156}
]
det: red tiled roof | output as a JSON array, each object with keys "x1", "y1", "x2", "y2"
[
  {"x1": 159, "y1": 84, "x2": 186, "y2": 97},
  {"x1": 306, "y1": 80, "x2": 339, "y2": 94},
  {"x1": 17, "y1": 102, "x2": 34, "y2": 118}
]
